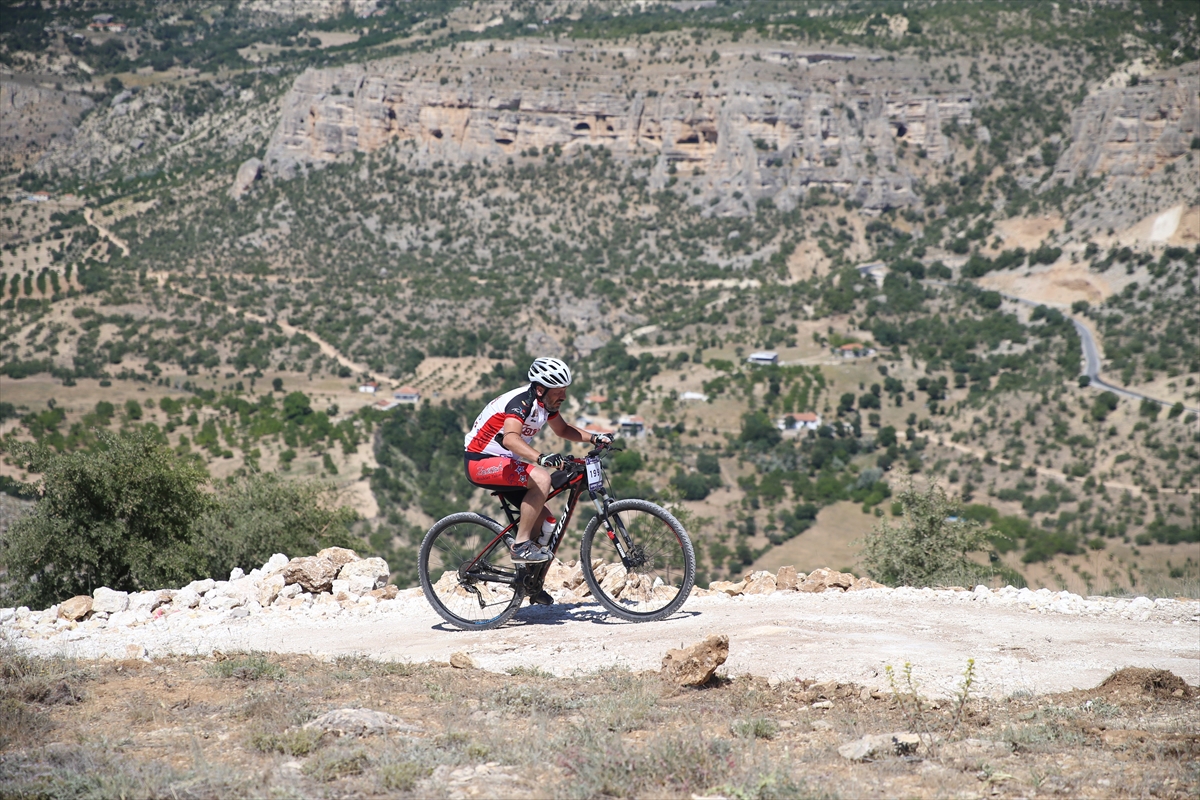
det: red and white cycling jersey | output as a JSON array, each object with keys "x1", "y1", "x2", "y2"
[{"x1": 464, "y1": 383, "x2": 558, "y2": 458}]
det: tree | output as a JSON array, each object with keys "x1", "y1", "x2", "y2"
[
  {"x1": 191, "y1": 472, "x2": 358, "y2": 579},
  {"x1": 3, "y1": 430, "x2": 214, "y2": 607},
  {"x1": 859, "y1": 471, "x2": 988, "y2": 588}
]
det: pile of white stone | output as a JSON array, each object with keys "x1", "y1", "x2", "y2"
[{"x1": 0, "y1": 547, "x2": 405, "y2": 643}]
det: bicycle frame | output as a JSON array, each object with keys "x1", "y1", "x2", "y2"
[{"x1": 461, "y1": 452, "x2": 636, "y2": 592}]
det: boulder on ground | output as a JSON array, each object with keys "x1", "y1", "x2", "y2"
[
  {"x1": 337, "y1": 557, "x2": 389, "y2": 594},
  {"x1": 838, "y1": 732, "x2": 922, "y2": 761},
  {"x1": 58, "y1": 596, "x2": 92, "y2": 621},
  {"x1": 317, "y1": 547, "x2": 360, "y2": 571},
  {"x1": 449, "y1": 651, "x2": 477, "y2": 669},
  {"x1": 776, "y1": 565, "x2": 801, "y2": 590},
  {"x1": 283, "y1": 556, "x2": 339, "y2": 594},
  {"x1": 129, "y1": 590, "x2": 173, "y2": 613},
  {"x1": 661, "y1": 634, "x2": 729, "y2": 686},
  {"x1": 92, "y1": 587, "x2": 129, "y2": 614},
  {"x1": 230, "y1": 157, "x2": 262, "y2": 198},
  {"x1": 302, "y1": 708, "x2": 418, "y2": 737},
  {"x1": 708, "y1": 579, "x2": 746, "y2": 596},
  {"x1": 742, "y1": 571, "x2": 777, "y2": 594},
  {"x1": 798, "y1": 567, "x2": 856, "y2": 593}
]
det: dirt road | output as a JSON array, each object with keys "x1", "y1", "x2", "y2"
[{"x1": 25, "y1": 589, "x2": 1199, "y2": 700}]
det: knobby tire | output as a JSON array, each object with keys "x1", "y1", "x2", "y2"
[
  {"x1": 419, "y1": 512, "x2": 524, "y2": 631},
  {"x1": 580, "y1": 499, "x2": 695, "y2": 622}
]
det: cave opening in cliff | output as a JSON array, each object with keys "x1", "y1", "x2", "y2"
[
  {"x1": 495, "y1": 138, "x2": 513, "y2": 145},
  {"x1": 894, "y1": 122, "x2": 908, "y2": 138},
  {"x1": 574, "y1": 122, "x2": 591, "y2": 131},
  {"x1": 431, "y1": 129, "x2": 443, "y2": 139},
  {"x1": 678, "y1": 133, "x2": 700, "y2": 145}
]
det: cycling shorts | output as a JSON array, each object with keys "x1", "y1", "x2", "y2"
[{"x1": 464, "y1": 453, "x2": 529, "y2": 490}]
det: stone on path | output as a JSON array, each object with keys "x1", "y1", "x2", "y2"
[
  {"x1": 92, "y1": 587, "x2": 129, "y2": 614},
  {"x1": 837, "y1": 732, "x2": 922, "y2": 761},
  {"x1": 317, "y1": 547, "x2": 361, "y2": 571},
  {"x1": 282, "y1": 556, "x2": 339, "y2": 594},
  {"x1": 742, "y1": 571, "x2": 776, "y2": 595},
  {"x1": 58, "y1": 596, "x2": 92, "y2": 621},
  {"x1": 776, "y1": 565, "x2": 801, "y2": 591},
  {"x1": 661, "y1": 634, "x2": 729, "y2": 686},
  {"x1": 449, "y1": 652, "x2": 477, "y2": 669},
  {"x1": 337, "y1": 557, "x2": 390, "y2": 594},
  {"x1": 798, "y1": 567, "x2": 856, "y2": 593}
]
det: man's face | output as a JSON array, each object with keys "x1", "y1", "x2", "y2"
[{"x1": 542, "y1": 387, "x2": 567, "y2": 412}]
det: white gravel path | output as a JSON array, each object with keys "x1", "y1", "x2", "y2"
[{"x1": 6, "y1": 582, "x2": 1197, "y2": 699}]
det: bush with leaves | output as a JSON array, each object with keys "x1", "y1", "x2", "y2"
[
  {"x1": 190, "y1": 472, "x2": 358, "y2": 581},
  {"x1": 859, "y1": 471, "x2": 989, "y2": 587},
  {"x1": 3, "y1": 430, "x2": 214, "y2": 608}
]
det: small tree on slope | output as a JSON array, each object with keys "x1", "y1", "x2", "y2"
[{"x1": 860, "y1": 470, "x2": 989, "y2": 588}]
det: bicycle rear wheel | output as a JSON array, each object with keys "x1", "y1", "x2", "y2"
[
  {"x1": 580, "y1": 499, "x2": 695, "y2": 622},
  {"x1": 419, "y1": 512, "x2": 524, "y2": 630}
]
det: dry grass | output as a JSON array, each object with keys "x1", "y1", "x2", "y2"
[{"x1": 0, "y1": 647, "x2": 1195, "y2": 799}]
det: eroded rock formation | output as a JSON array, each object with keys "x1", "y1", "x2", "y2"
[
  {"x1": 264, "y1": 41, "x2": 975, "y2": 212},
  {"x1": 1052, "y1": 64, "x2": 1199, "y2": 185}
]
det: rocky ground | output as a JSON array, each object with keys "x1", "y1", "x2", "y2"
[{"x1": 5, "y1": 550, "x2": 1197, "y2": 700}]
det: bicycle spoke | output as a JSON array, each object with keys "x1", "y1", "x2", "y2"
[
  {"x1": 421, "y1": 515, "x2": 523, "y2": 629},
  {"x1": 583, "y1": 500, "x2": 695, "y2": 620}
]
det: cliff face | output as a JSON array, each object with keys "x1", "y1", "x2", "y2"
[
  {"x1": 0, "y1": 80, "x2": 94, "y2": 172},
  {"x1": 1052, "y1": 66, "x2": 1199, "y2": 185},
  {"x1": 264, "y1": 42, "x2": 974, "y2": 213}
]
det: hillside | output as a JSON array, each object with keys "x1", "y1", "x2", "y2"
[{"x1": 1, "y1": 0, "x2": 1198, "y2": 598}]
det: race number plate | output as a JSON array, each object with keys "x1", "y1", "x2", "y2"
[{"x1": 585, "y1": 457, "x2": 604, "y2": 492}]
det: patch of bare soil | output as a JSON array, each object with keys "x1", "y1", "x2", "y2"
[
  {"x1": 2, "y1": 650, "x2": 1196, "y2": 799},
  {"x1": 977, "y1": 261, "x2": 1114, "y2": 306}
]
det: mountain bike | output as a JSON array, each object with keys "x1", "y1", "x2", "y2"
[{"x1": 418, "y1": 442, "x2": 696, "y2": 630}]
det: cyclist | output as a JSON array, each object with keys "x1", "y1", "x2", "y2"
[{"x1": 463, "y1": 357, "x2": 611, "y2": 578}]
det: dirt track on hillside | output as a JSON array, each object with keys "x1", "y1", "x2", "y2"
[{"x1": 28, "y1": 590, "x2": 1199, "y2": 700}]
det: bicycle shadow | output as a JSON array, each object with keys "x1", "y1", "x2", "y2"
[{"x1": 430, "y1": 601, "x2": 701, "y2": 631}]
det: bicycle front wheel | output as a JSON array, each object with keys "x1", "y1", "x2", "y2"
[
  {"x1": 419, "y1": 512, "x2": 523, "y2": 630},
  {"x1": 580, "y1": 499, "x2": 695, "y2": 622}
]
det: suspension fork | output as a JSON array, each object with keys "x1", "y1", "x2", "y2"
[{"x1": 590, "y1": 489, "x2": 635, "y2": 562}]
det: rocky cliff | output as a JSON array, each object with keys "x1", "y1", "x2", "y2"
[
  {"x1": 264, "y1": 40, "x2": 974, "y2": 213},
  {"x1": 1052, "y1": 64, "x2": 1199, "y2": 185}
]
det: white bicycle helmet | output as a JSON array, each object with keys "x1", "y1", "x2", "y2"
[{"x1": 528, "y1": 356, "x2": 573, "y2": 388}]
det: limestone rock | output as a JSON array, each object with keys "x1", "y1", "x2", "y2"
[
  {"x1": 449, "y1": 651, "x2": 477, "y2": 669},
  {"x1": 185, "y1": 578, "x2": 216, "y2": 595},
  {"x1": 337, "y1": 557, "x2": 389, "y2": 594},
  {"x1": 708, "y1": 579, "x2": 746, "y2": 596},
  {"x1": 798, "y1": 568, "x2": 856, "y2": 593},
  {"x1": 317, "y1": 547, "x2": 360, "y2": 571},
  {"x1": 1052, "y1": 65, "x2": 1199, "y2": 186},
  {"x1": 661, "y1": 634, "x2": 729, "y2": 686},
  {"x1": 92, "y1": 587, "x2": 129, "y2": 614},
  {"x1": 742, "y1": 571, "x2": 777, "y2": 595},
  {"x1": 283, "y1": 556, "x2": 339, "y2": 593},
  {"x1": 258, "y1": 573, "x2": 286, "y2": 606},
  {"x1": 129, "y1": 590, "x2": 173, "y2": 613},
  {"x1": 261, "y1": 553, "x2": 290, "y2": 574},
  {"x1": 58, "y1": 596, "x2": 92, "y2": 621},
  {"x1": 368, "y1": 585, "x2": 399, "y2": 600},
  {"x1": 848, "y1": 576, "x2": 887, "y2": 591},
  {"x1": 775, "y1": 565, "x2": 801, "y2": 591},
  {"x1": 173, "y1": 587, "x2": 201, "y2": 609},
  {"x1": 263, "y1": 48, "x2": 977, "y2": 212},
  {"x1": 302, "y1": 707, "x2": 418, "y2": 737},
  {"x1": 229, "y1": 157, "x2": 262, "y2": 198},
  {"x1": 838, "y1": 732, "x2": 922, "y2": 761}
]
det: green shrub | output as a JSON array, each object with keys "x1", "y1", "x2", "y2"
[
  {"x1": 3, "y1": 431, "x2": 214, "y2": 608},
  {"x1": 191, "y1": 472, "x2": 358, "y2": 578},
  {"x1": 860, "y1": 472, "x2": 988, "y2": 587}
]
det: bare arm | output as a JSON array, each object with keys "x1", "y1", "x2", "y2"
[{"x1": 547, "y1": 413, "x2": 594, "y2": 444}]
